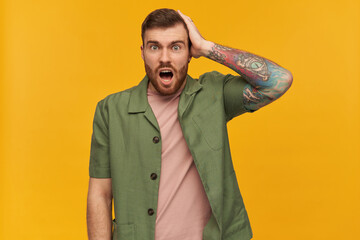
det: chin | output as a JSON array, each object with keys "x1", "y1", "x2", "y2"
[{"x1": 155, "y1": 85, "x2": 180, "y2": 96}]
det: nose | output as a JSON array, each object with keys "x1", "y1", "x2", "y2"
[{"x1": 159, "y1": 48, "x2": 170, "y2": 63}]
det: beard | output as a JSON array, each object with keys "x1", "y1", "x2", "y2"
[{"x1": 145, "y1": 62, "x2": 188, "y2": 96}]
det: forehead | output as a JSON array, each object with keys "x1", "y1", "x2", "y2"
[{"x1": 144, "y1": 24, "x2": 188, "y2": 45}]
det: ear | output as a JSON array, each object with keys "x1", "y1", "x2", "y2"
[
  {"x1": 188, "y1": 54, "x2": 192, "y2": 63},
  {"x1": 140, "y1": 45, "x2": 144, "y2": 60}
]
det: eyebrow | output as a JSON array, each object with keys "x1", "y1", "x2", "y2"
[{"x1": 146, "y1": 40, "x2": 186, "y2": 46}]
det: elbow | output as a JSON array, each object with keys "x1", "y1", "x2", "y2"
[
  {"x1": 260, "y1": 70, "x2": 293, "y2": 100},
  {"x1": 269, "y1": 70, "x2": 293, "y2": 99},
  {"x1": 286, "y1": 71, "x2": 293, "y2": 90},
  {"x1": 280, "y1": 69, "x2": 293, "y2": 94}
]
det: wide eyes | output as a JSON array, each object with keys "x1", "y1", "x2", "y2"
[
  {"x1": 150, "y1": 45, "x2": 159, "y2": 50},
  {"x1": 148, "y1": 45, "x2": 181, "y2": 51},
  {"x1": 172, "y1": 45, "x2": 180, "y2": 51}
]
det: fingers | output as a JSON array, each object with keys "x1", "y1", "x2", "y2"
[
  {"x1": 178, "y1": 10, "x2": 204, "y2": 38},
  {"x1": 177, "y1": 10, "x2": 193, "y2": 25},
  {"x1": 177, "y1": 10, "x2": 199, "y2": 37},
  {"x1": 177, "y1": 9, "x2": 206, "y2": 58}
]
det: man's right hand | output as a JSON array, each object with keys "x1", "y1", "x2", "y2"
[{"x1": 177, "y1": 10, "x2": 213, "y2": 59}]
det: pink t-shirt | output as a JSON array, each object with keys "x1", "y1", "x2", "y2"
[{"x1": 147, "y1": 87, "x2": 212, "y2": 240}]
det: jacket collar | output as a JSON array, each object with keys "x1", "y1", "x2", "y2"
[{"x1": 128, "y1": 74, "x2": 203, "y2": 113}]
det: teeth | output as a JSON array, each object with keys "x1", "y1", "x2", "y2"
[{"x1": 161, "y1": 70, "x2": 171, "y2": 73}]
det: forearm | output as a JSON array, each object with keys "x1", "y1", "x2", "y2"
[
  {"x1": 87, "y1": 195, "x2": 112, "y2": 240},
  {"x1": 203, "y1": 41, "x2": 292, "y2": 98},
  {"x1": 177, "y1": 10, "x2": 293, "y2": 110}
]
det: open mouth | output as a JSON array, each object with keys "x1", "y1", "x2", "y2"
[{"x1": 159, "y1": 70, "x2": 174, "y2": 82}]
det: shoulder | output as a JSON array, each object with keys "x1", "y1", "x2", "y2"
[
  {"x1": 189, "y1": 71, "x2": 232, "y2": 101},
  {"x1": 198, "y1": 71, "x2": 234, "y2": 85},
  {"x1": 96, "y1": 85, "x2": 136, "y2": 108}
]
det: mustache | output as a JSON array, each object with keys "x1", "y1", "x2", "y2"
[{"x1": 156, "y1": 63, "x2": 176, "y2": 72}]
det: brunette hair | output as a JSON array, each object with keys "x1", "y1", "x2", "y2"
[{"x1": 141, "y1": 8, "x2": 191, "y2": 49}]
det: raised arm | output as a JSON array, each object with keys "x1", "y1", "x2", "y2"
[{"x1": 178, "y1": 10, "x2": 293, "y2": 111}]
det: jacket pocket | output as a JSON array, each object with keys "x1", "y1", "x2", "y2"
[{"x1": 112, "y1": 219, "x2": 135, "y2": 240}]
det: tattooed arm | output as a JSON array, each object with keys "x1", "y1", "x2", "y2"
[
  {"x1": 178, "y1": 10, "x2": 293, "y2": 111},
  {"x1": 205, "y1": 44, "x2": 293, "y2": 110}
]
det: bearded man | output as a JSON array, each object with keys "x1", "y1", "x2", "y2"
[{"x1": 87, "y1": 8, "x2": 293, "y2": 240}]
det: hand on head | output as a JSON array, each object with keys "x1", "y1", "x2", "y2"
[{"x1": 177, "y1": 10, "x2": 211, "y2": 58}]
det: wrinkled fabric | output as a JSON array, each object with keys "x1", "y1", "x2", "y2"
[{"x1": 89, "y1": 71, "x2": 253, "y2": 240}]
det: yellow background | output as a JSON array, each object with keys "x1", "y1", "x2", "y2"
[{"x1": 1, "y1": 0, "x2": 359, "y2": 239}]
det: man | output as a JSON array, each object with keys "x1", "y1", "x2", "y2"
[{"x1": 87, "y1": 8, "x2": 292, "y2": 240}]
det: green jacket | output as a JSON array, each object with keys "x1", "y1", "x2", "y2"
[{"x1": 89, "y1": 71, "x2": 253, "y2": 240}]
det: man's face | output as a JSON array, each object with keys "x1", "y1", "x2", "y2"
[{"x1": 141, "y1": 24, "x2": 191, "y2": 95}]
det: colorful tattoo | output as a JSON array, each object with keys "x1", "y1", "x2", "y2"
[
  {"x1": 243, "y1": 85, "x2": 271, "y2": 109},
  {"x1": 208, "y1": 45, "x2": 227, "y2": 63},
  {"x1": 206, "y1": 43, "x2": 292, "y2": 111},
  {"x1": 234, "y1": 52, "x2": 270, "y2": 81}
]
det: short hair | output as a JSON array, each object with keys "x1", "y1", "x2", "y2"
[{"x1": 141, "y1": 8, "x2": 191, "y2": 49}]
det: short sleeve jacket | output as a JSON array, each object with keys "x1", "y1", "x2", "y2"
[{"x1": 89, "y1": 71, "x2": 253, "y2": 240}]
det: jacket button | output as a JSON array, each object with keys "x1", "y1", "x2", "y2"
[
  {"x1": 148, "y1": 208, "x2": 154, "y2": 216},
  {"x1": 150, "y1": 173, "x2": 157, "y2": 180},
  {"x1": 153, "y1": 136, "x2": 160, "y2": 143}
]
